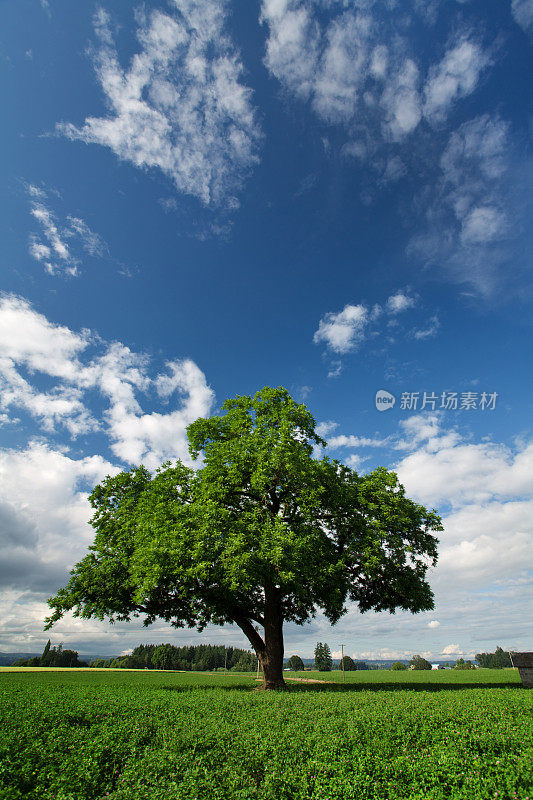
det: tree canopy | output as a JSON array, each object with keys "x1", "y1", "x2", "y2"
[
  {"x1": 46, "y1": 386, "x2": 442, "y2": 689},
  {"x1": 475, "y1": 647, "x2": 512, "y2": 669},
  {"x1": 409, "y1": 654, "x2": 433, "y2": 670},
  {"x1": 286, "y1": 655, "x2": 305, "y2": 671},
  {"x1": 314, "y1": 642, "x2": 333, "y2": 672}
]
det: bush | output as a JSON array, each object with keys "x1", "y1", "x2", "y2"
[{"x1": 391, "y1": 662, "x2": 407, "y2": 671}]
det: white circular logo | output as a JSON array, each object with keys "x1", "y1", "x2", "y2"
[{"x1": 375, "y1": 389, "x2": 396, "y2": 411}]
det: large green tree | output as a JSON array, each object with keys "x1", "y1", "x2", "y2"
[{"x1": 46, "y1": 387, "x2": 442, "y2": 690}]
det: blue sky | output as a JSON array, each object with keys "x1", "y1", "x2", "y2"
[{"x1": 0, "y1": 0, "x2": 532, "y2": 661}]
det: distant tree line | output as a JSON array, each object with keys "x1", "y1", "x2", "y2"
[
  {"x1": 90, "y1": 643, "x2": 257, "y2": 671},
  {"x1": 14, "y1": 640, "x2": 87, "y2": 668},
  {"x1": 475, "y1": 646, "x2": 512, "y2": 669}
]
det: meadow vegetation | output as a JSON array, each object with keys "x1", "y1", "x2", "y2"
[{"x1": 1, "y1": 668, "x2": 530, "y2": 800}]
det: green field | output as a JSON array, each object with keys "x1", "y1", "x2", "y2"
[{"x1": 0, "y1": 669, "x2": 531, "y2": 800}]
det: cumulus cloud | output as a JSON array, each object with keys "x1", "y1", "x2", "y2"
[
  {"x1": 325, "y1": 412, "x2": 533, "y2": 594},
  {"x1": 0, "y1": 294, "x2": 214, "y2": 466},
  {"x1": 428, "y1": 620, "x2": 440, "y2": 628},
  {"x1": 313, "y1": 289, "x2": 430, "y2": 364},
  {"x1": 0, "y1": 442, "x2": 117, "y2": 593},
  {"x1": 313, "y1": 304, "x2": 368, "y2": 354},
  {"x1": 27, "y1": 185, "x2": 108, "y2": 277},
  {"x1": 441, "y1": 643, "x2": 462, "y2": 655},
  {"x1": 395, "y1": 417, "x2": 533, "y2": 588},
  {"x1": 386, "y1": 290, "x2": 416, "y2": 314},
  {"x1": 57, "y1": 3, "x2": 261, "y2": 208}
]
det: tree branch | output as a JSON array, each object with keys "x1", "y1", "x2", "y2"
[{"x1": 231, "y1": 613, "x2": 265, "y2": 653}]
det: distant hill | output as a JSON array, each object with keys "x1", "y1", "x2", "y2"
[
  {"x1": 0, "y1": 652, "x2": 40, "y2": 666},
  {"x1": 0, "y1": 651, "x2": 120, "y2": 666}
]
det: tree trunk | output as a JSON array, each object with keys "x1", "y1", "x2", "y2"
[
  {"x1": 259, "y1": 584, "x2": 286, "y2": 690},
  {"x1": 231, "y1": 586, "x2": 287, "y2": 690}
]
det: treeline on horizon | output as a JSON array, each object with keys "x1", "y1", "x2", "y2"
[
  {"x1": 13, "y1": 641, "x2": 514, "y2": 671},
  {"x1": 90, "y1": 643, "x2": 257, "y2": 672}
]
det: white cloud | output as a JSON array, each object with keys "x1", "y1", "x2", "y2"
[
  {"x1": 0, "y1": 295, "x2": 89, "y2": 380},
  {"x1": 58, "y1": 3, "x2": 261, "y2": 208},
  {"x1": 27, "y1": 186, "x2": 108, "y2": 277},
  {"x1": 511, "y1": 0, "x2": 533, "y2": 38},
  {"x1": 428, "y1": 620, "x2": 440, "y2": 628},
  {"x1": 314, "y1": 291, "x2": 434, "y2": 366},
  {"x1": 413, "y1": 315, "x2": 440, "y2": 340},
  {"x1": 313, "y1": 304, "x2": 368, "y2": 354},
  {"x1": 328, "y1": 434, "x2": 388, "y2": 448},
  {"x1": 381, "y1": 156, "x2": 407, "y2": 184},
  {"x1": 423, "y1": 36, "x2": 491, "y2": 123},
  {"x1": 408, "y1": 115, "x2": 520, "y2": 294},
  {"x1": 29, "y1": 203, "x2": 77, "y2": 277},
  {"x1": 0, "y1": 442, "x2": 117, "y2": 594},
  {"x1": 327, "y1": 360, "x2": 343, "y2": 379},
  {"x1": 441, "y1": 643, "x2": 461, "y2": 655},
  {"x1": 386, "y1": 290, "x2": 416, "y2": 314},
  {"x1": 326, "y1": 413, "x2": 533, "y2": 597},
  {"x1": 261, "y1": 2, "x2": 492, "y2": 150},
  {"x1": 381, "y1": 59, "x2": 421, "y2": 141},
  {"x1": 0, "y1": 295, "x2": 214, "y2": 468},
  {"x1": 104, "y1": 358, "x2": 214, "y2": 468},
  {"x1": 460, "y1": 206, "x2": 507, "y2": 245},
  {"x1": 315, "y1": 420, "x2": 338, "y2": 438},
  {"x1": 392, "y1": 416, "x2": 533, "y2": 588}
]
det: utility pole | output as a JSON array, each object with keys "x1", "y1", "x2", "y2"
[
  {"x1": 339, "y1": 644, "x2": 345, "y2": 683},
  {"x1": 224, "y1": 652, "x2": 227, "y2": 673},
  {"x1": 256, "y1": 657, "x2": 261, "y2": 680}
]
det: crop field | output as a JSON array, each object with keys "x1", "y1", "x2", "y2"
[{"x1": 0, "y1": 669, "x2": 531, "y2": 800}]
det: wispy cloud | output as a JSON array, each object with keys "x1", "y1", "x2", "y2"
[
  {"x1": 423, "y1": 34, "x2": 491, "y2": 124},
  {"x1": 27, "y1": 185, "x2": 108, "y2": 277},
  {"x1": 511, "y1": 0, "x2": 533, "y2": 39},
  {"x1": 413, "y1": 315, "x2": 440, "y2": 340},
  {"x1": 57, "y1": 2, "x2": 261, "y2": 208},
  {"x1": 408, "y1": 114, "x2": 525, "y2": 294},
  {"x1": 261, "y1": 1, "x2": 492, "y2": 150}
]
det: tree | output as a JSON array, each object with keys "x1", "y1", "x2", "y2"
[
  {"x1": 391, "y1": 661, "x2": 407, "y2": 671},
  {"x1": 409, "y1": 654, "x2": 432, "y2": 670},
  {"x1": 475, "y1": 646, "x2": 512, "y2": 669},
  {"x1": 46, "y1": 387, "x2": 442, "y2": 690},
  {"x1": 152, "y1": 644, "x2": 174, "y2": 670},
  {"x1": 340, "y1": 655, "x2": 357, "y2": 671},
  {"x1": 314, "y1": 642, "x2": 333, "y2": 672},
  {"x1": 455, "y1": 658, "x2": 475, "y2": 670},
  {"x1": 41, "y1": 639, "x2": 52, "y2": 665},
  {"x1": 286, "y1": 655, "x2": 304, "y2": 671}
]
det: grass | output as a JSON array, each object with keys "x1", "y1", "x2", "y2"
[{"x1": 0, "y1": 668, "x2": 531, "y2": 800}]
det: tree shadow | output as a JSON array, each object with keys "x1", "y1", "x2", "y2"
[
  {"x1": 282, "y1": 680, "x2": 523, "y2": 693},
  {"x1": 156, "y1": 679, "x2": 523, "y2": 694},
  {"x1": 157, "y1": 682, "x2": 256, "y2": 693}
]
